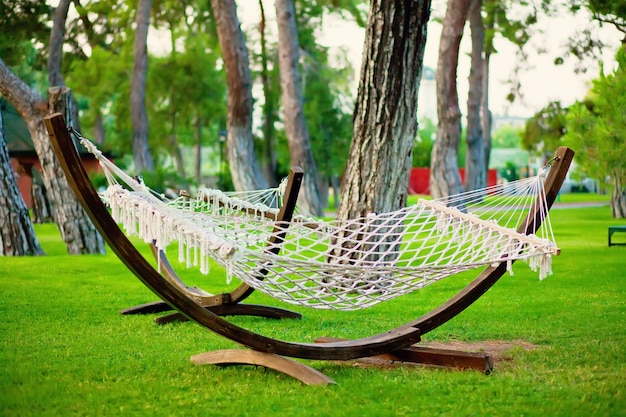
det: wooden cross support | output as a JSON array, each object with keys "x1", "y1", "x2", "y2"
[{"x1": 315, "y1": 337, "x2": 493, "y2": 374}]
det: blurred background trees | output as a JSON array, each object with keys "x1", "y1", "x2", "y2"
[{"x1": 0, "y1": 0, "x2": 625, "y2": 259}]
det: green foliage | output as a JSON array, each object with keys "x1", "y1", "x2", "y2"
[
  {"x1": 458, "y1": 129, "x2": 467, "y2": 168},
  {"x1": 0, "y1": 0, "x2": 50, "y2": 69},
  {"x1": 522, "y1": 101, "x2": 568, "y2": 155},
  {"x1": 4, "y1": 0, "x2": 363, "y2": 189},
  {"x1": 491, "y1": 123, "x2": 523, "y2": 148},
  {"x1": 481, "y1": 0, "x2": 555, "y2": 104},
  {"x1": 412, "y1": 118, "x2": 436, "y2": 167},
  {"x1": 65, "y1": 0, "x2": 227, "y2": 180},
  {"x1": 136, "y1": 165, "x2": 192, "y2": 195},
  {"x1": 568, "y1": 0, "x2": 626, "y2": 26},
  {"x1": 147, "y1": 34, "x2": 227, "y2": 152},
  {"x1": 563, "y1": 48, "x2": 626, "y2": 191},
  {"x1": 297, "y1": 0, "x2": 368, "y2": 27},
  {"x1": 67, "y1": 46, "x2": 132, "y2": 146},
  {"x1": 499, "y1": 161, "x2": 519, "y2": 182}
]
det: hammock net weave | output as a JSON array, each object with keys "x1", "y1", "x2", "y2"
[{"x1": 77, "y1": 134, "x2": 559, "y2": 311}]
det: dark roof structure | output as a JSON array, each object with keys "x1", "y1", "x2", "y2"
[
  {"x1": 1, "y1": 98, "x2": 33, "y2": 155},
  {"x1": 1, "y1": 98, "x2": 99, "y2": 158}
]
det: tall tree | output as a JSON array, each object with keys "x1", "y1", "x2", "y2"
[
  {"x1": 210, "y1": 0, "x2": 268, "y2": 191},
  {"x1": 564, "y1": 48, "x2": 626, "y2": 218},
  {"x1": 337, "y1": 0, "x2": 432, "y2": 220},
  {"x1": 0, "y1": 63, "x2": 105, "y2": 254},
  {"x1": 48, "y1": 0, "x2": 71, "y2": 87},
  {"x1": 0, "y1": 109, "x2": 44, "y2": 256},
  {"x1": 131, "y1": 0, "x2": 155, "y2": 172},
  {"x1": 464, "y1": 0, "x2": 486, "y2": 192},
  {"x1": 290, "y1": 1, "x2": 356, "y2": 210},
  {"x1": 275, "y1": 0, "x2": 323, "y2": 216},
  {"x1": 430, "y1": 0, "x2": 470, "y2": 201},
  {"x1": 0, "y1": 1, "x2": 106, "y2": 255},
  {"x1": 481, "y1": 0, "x2": 495, "y2": 171},
  {"x1": 258, "y1": 0, "x2": 279, "y2": 186}
]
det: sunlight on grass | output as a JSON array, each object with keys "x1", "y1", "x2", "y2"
[{"x1": 0, "y1": 202, "x2": 624, "y2": 416}]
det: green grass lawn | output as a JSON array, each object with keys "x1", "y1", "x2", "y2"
[{"x1": 1, "y1": 203, "x2": 625, "y2": 416}]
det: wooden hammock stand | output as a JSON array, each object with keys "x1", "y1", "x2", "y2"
[{"x1": 45, "y1": 113, "x2": 574, "y2": 385}]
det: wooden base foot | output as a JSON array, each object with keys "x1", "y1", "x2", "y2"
[
  {"x1": 120, "y1": 301, "x2": 172, "y2": 315},
  {"x1": 375, "y1": 345, "x2": 493, "y2": 374},
  {"x1": 315, "y1": 337, "x2": 494, "y2": 374},
  {"x1": 191, "y1": 349, "x2": 336, "y2": 386}
]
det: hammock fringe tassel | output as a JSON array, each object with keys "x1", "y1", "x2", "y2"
[{"x1": 82, "y1": 134, "x2": 559, "y2": 311}]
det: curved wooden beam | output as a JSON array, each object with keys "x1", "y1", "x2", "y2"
[
  {"x1": 120, "y1": 300, "x2": 171, "y2": 315},
  {"x1": 44, "y1": 113, "x2": 571, "y2": 367},
  {"x1": 405, "y1": 146, "x2": 574, "y2": 335},
  {"x1": 44, "y1": 113, "x2": 421, "y2": 361},
  {"x1": 190, "y1": 349, "x2": 336, "y2": 385},
  {"x1": 155, "y1": 304, "x2": 302, "y2": 325},
  {"x1": 123, "y1": 244, "x2": 302, "y2": 320}
]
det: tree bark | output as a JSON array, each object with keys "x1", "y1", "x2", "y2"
[
  {"x1": 0, "y1": 60, "x2": 106, "y2": 254},
  {"x1": 131, "y1": 0, "x2": 155, "y2": 172},
  {"x1": 275, "y1": 0, "x2": 323, "y2": 216},
  {"x1": 430, "y1": 0, "x2": 470, "y2": 201},
  {"x1": 482, "y1": 50, "x2": 492, "y2": 171},
  {"x1": 31, "y1": 182, "x2": 54, "y2": 224},
  {"x1": 195, "y1": 113, "x2": 202, "y2": 184},
  {"x1": 19, "y1": 162, "x2": 54, "y2": 223},
  {"x1": 611, "y1": 170, "x2": 626, "y2": 218},
  {"x1": 482, "y1": 4, "x2": 495, "y2": 173},
  {"x1": 48, "y1": 0, "x2": 70, "y2": 87},
  {"x1": 465, "y1": 0, "x2": 486, "y2": 193},
  {"x1": 259, "y1": 0, "x2": 278, "y2": 187},
  {"x1": 48, "y1": 0, "x2": 81, "y2": 132},
  {"x1": 211, "y1": 0, "x2": 268, "y2": 191},
  {"x1": 337, "y1": 0, "x2": 432, "y2": 220},
  {"x1": 0, "y1": 110, "x2": 45, "y2": 256}
]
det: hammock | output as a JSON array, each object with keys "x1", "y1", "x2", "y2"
[
  {"x1": 75, "y1": 133, "x2": 559, "y2": 312},
  {"x1": 46, "y1": 114, "x2": 575, "y2": 383}
]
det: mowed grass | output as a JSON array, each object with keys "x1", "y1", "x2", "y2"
[{"x1": 0, "y1": 202, "x2": 624, "y2": 417}]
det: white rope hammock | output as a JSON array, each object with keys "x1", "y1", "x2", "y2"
[{"x1": 77, "y1": 135, "x2": 559, "y2": 311}]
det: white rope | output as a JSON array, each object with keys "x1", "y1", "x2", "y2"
[{"x1": 74, "y1": 133, "x2": 560, "y2": 311}]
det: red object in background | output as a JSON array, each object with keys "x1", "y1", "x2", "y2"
[
  {"x1": 11, "y1": 156, "x2": 102, "y2": 208},
  {"x1": 409, "y1": 167, "x2": 497, "y2": 195}
]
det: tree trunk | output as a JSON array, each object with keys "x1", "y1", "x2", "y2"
[
  {"x1": 48, "y1": 0, "x2": 70, "y2": 87},
  {"x1": 168, "y1": 119, "x2": 186, "y2": 179},
  {"x1": 22, "y1": 163, "x2": 54, "y2": 223},
  {"x1": 259, "y1": 0, "x2": 278, "y2": 187},
  {"x1": 31, "y1": 182, "x2": 54, "y2": 224},
  {"x1": 0, "y1": 61, "x2": 106, "y2": 254},
  {"x1": 464, "y1": 0, "x2": 486, "y2": 193},
  {"x1": 337, "y1": 0, "x2": 432, "y2": 220},
  {"x1": 195, "y1": 113, "x2": 202, "y2": 184},
  {"x1": 0, "y1": 111, "x2": 45, "y2": 256},
  {"x1": 48, "y1": 0, "x2": 81, "y2": 133},
  {"x1": 211, "y1": 0, "x2": 268, "y2": 191},
  {"x1": 131, "y1": 0, "x2": 155, "y2": 172},
  {"x1": 482, "y1": 6, "x2": 494, "y2": 172},
  {"x1": 430, "y1": 0, "x2": 470, "y2": 201},
  {"x1": 275, "y1": 0, "x2": 323, "y2": 216},
  {"x1": 47, "y1": 87, "x2": 106, "y2": 254},
  {"x1": 94, "y1": 111, "x2": 105, "y2": 145},
  {"x1": 482, "y1": 50, "x2": 492, "y2": 171},
  {"x1": 611, "y1": 170, "x2": 626, "y2": 218}
]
